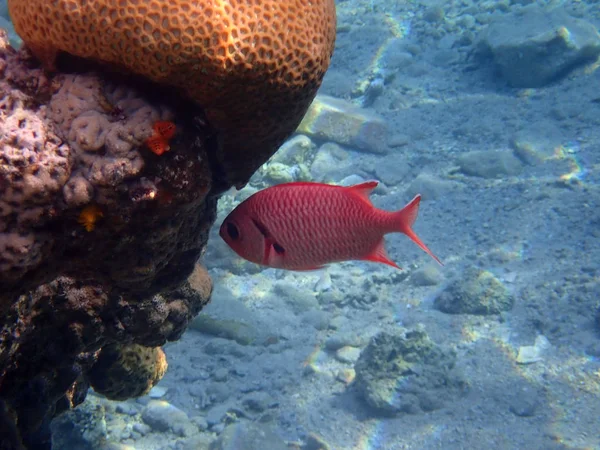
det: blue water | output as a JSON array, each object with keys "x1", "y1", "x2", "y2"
[{"x1": 2, "y1": 0, "x2": 600, "y2": 449}]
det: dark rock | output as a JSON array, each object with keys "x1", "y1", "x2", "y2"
[{"x1": 481, "y1": 8, "x2": 600, "y2": 87}]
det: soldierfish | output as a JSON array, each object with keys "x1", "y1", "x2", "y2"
[{"x1": 219, "y1": 181, "x2": 442, "y2": 271}]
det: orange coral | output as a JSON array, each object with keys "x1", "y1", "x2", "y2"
[
  {"x1": 78, "y1": 204, "x2": 103, "y2": 232},
  {"x1": 7, "y1": 0, "x2": 337, "y2": 186},
  {"x1": 145, "y1": 121, "x2": 176, "y2": 156}
]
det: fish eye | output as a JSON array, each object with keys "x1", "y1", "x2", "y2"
[{"x1": 226, "y1": 222, "x2": 240, "y2": 240}]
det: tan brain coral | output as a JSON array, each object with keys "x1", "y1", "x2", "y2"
[{"x1": 8, "y1": 0, "x2": 337, "y2": 187}]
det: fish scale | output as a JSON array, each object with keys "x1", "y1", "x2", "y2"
[{"x1": 219, "y1": 181, "x2": 442, "y2": 270}]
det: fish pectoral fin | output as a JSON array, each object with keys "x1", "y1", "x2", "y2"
[
  {"x1": 363, "y1": 239, "x2": 401, "y2": 269},
  {"x1": 263, "y1": 237, "x2": 286, "y2": 266}
]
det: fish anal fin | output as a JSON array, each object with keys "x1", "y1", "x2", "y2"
[
  {"x1": 347, "y1": 181, "x2": 379, "y2": 203},
  {"x1": 363, "y1": 239, "x2": 401, "y2": 270}
]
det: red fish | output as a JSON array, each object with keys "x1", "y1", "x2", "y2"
[{"x1": 219, "y1": 181, "x2": 442, "y2": 270}]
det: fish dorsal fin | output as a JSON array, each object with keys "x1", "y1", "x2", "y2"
[
  {"x1": 347, "y1": 181, "x2": 379, "y2": 204},
  {"x1": 363, "y1": 238, "x2": 401, "y2": 269},
  {"x1": 270, "y1": 181, "x2": 337, "y2": 189}
]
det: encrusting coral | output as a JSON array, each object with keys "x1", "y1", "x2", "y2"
[
  {"x1": 7, "y1": 0, "x2": 337, "y2": 189},
  {"x1": 0, "y1": 0, "x2": 336, "y2": 447},
  {"x1": 87, "y1": 343, "x2": 168, "y2": 401}
]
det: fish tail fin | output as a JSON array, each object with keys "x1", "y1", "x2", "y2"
[{"x1": 392, "y1": 195, "x2": 443, "y2": 265}]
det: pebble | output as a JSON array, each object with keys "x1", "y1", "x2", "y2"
[
  {"x1": 180, "y1": 433, "x2": 214, "y2": 450},
  {"x1": 148, "y1": 386, "x2": 167, "y2": 399},
  {"x1": 132, "y1": 422, "x2": 151, "y2": 436},
  {"x1": 325, "y1": 332, "x2": 367, "y2": 351},
  {"x1": 190, "y1": 415, "x2": 209, "y2": 431},
  {"x1": 141, "y1": 400, "x2": 197, "y2": 437},
  {"x1": 516, "y1": 335, "x2": 551, "y2": 365},
  {"x1": 242, "y1": 391, "x2": 272, "y2": 413},
  {"x1": 301, "y1": 310, "x2": 330, "y2": 331},
  {"x1": 336, "y1": 368, "x2": 356, "y2": 385},
  {"x1": 406, "y1": 173, "x2": 455, "y2": 201},
  {"x1": 115, "y1": 403, "x2": 138, "y2": 416},
  {"x1": 210, "y1": 421, "x2": 288, "y2": 450},
  {"x1": 273, "y1": 282, "x2": 319, "y2": 314},
  {"x1": 213, "y1": 368, "x2": 229, "y2": 382},
  {"x1": 458, "y1": 150, "x2": 523, "y2": 178},
  {"x1": 410, "y1": 264, "x2": 444, "y2": 287},
  {"x1": 335, "y1": 346, "x2": 362, "y2": 364}
]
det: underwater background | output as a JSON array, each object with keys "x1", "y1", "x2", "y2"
[{"x1": 2, "y1": 0, "x2": 600, "y2": 449}]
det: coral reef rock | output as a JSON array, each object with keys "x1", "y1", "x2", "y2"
[
  {"x1": 87, "y1": 344, "x2": 168, "y2": 401},
  {"x1": 7, "y1": 0, "x2": 337, "y2": 189},
  {"x1": 434, "y1": 268, "x2": 514, "y2": 315},
  {"x1": 0, "y1": 0, "x2": 337, "y2": 444},
  {"x1": 0, "y1": 9, "x2": 334, "y2": 444},
  {"x1": 354, "y1": 329, "x2": 467, "y2": 416}
]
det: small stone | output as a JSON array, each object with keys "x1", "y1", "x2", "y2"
[
  {"x1": 298, "y1": 95, "x2": 388, "y2": 154},
  {"x1": 374, "y1": 160, "x2": 410, "y2": 187},
  {"x1": 335, "y1": 346, "x2": 361, "y2": 364},
  {"x1": 410, "y1": 264, "x2": 444, "y2": 287},
  {"x1": 458, "y1": 150, "x2": 523, "y2": 178},
  {"x1": 407, "y1": 173, "x2": 455, "y2": 201},
  {"x1": 211, "y1": 421, "x2": 288, "y2": 450},
  {"x1": 272, "y1": 282, "x2": 319, "y2": 314},
  {"x1": 301, "y1": 310, "x2": 330, "y2": 331},
  {"x1": 314, "y1": 271, "x2": 332, "y2": 292},
  {"x1": 387, "y1": 133, "x2": 411, "y2": 148},
  {"x1": 304, "y1": 433, "x2": 332, "y2": 450},
  {"x1": 189, "y1": 314, "x2": 257, "y2": 346},
  {"x1": 325, "y1": 333, "x2": 366, "y2": 351},
  {"x1": 423, "y1": 6, "x2": 445, "y2": 23},
  {"x1": 148, "y1": 386, "x2": 167, "y2": 399},
  {"x1": 271, "y1": 134, "x2": 315, "y2": 166},
  {"x1": 507, "y1": 385, "x2": 540, "y2": 417},
  {"x1": 336, "y1": 368, "x2": 356, "y2": 385},
  {"x1": 242, "y1": 392, "x2": 272, "y2": 413},
  {"x1": 115, "y1": 403, "x2": 138, "y2": 416},
  {"x1": 132, "y1": 423, "x2": 151, "y2": 436},
  {"x1": 262, "y1": 162, "x2": 295, "y2": 184},
  {"x1": 180, "y1": 433, "x2": 213, "y2": 450},
  {"x1": 213, "y1": 368, "x2": 229, "y2": 382},
  {"x1": 190, "y1": 415, "x2": 209, "y2": 431},
  {"x1": 516, "y1": 335, "x2": 551, "y2": 365},
  {"x1": 310, "y1": 142, "x2": 353, "y2": 183},
  {"x1": 206, "y1": 403, "x2": 235, "y2": 427},
  {"x1": 141, "y1": 400, "x2": 197, "y2": 437}
]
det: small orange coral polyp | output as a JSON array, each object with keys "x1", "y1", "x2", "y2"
[
  {"x1": 145, "y1": 121, "x2": 176, "y2": 156},
  {"x1": 78, "y1": 204, "x2": 103, "y2": 232},
  {"x1": 153, "y1": 121, "x2": 176, "y2": 140}
]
